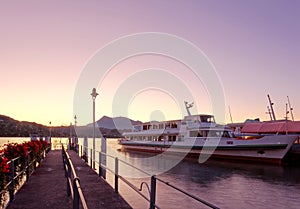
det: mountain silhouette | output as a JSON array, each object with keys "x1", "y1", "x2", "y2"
[{"x1": 95, "y1": 116, "x2": 142, "y2": 130}]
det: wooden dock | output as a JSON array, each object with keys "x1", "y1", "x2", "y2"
[{"x1": 7, "y1": 150, "x2": 132, "y2": 209}]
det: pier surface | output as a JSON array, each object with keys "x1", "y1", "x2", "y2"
[{"x1": 7, "y1": 150, "x2": 132, "y2": 209}]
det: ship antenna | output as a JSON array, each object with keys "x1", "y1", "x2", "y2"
[
  {"x1": 285, "y1": 102, "x2": 289, "y2": 134},
  {"x1": 267, "y1": 94, "x2": 276, "y2": 121},
  {"x1": 228, "y1": 106, "x2": 233, "y2": 123},
  {"x1": 265, "y1": 106, "x2": 273, "y2": 120},
  {"x1": 287, "y1": 96, "x2": 294, "y2": 121},
  {"x1": 285, "y1": 102, "x2": 289, "y2": 120},
  {"x1": 184, "y1": 101, "x2": 194, "y2": 116}
]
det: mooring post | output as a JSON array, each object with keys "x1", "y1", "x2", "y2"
[
  {"x1": 149, "y1": 175, "x2": 156, "y2": 209},
  {"x1": 115, "y1": 157, "x2": 119, "y2": 193}
]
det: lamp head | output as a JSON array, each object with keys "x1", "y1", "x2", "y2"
[{"x1": 91, "y1": 88, "x2": 99, "y2": 99}]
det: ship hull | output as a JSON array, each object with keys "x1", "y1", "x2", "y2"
[{"x1": 119, "y1": 135, "x2": 298, "y2": 165}]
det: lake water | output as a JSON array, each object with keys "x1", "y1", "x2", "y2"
[
  {"x1": 1, "y1": 137, "x2": 300, "y2": 209},
  {"x1": 77, "y1": 138, "x2": 300, "y2": 209}
]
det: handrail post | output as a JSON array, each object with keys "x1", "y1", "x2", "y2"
[
  {"x1": 115, "y1": 157, "x2": 119, "y2": 193},
  {"x1": 67, "y1": 157, "x2": 71, "y2": 197},
  {"x1": 149, "y1": 175, "x2": 156, "y2": 209},
  {"x1": 9, "y1": 160, "x2": 15, "y2": 202},
  {"x1": 63, "y1": 153, "x2": 67, "y2": 177},
  {"x1": 98, "y1": 152, "x2": 101, "y2": 177},
  {"x1": 90, "y1": 149, "x2": 92, "y2": 168},
  {"x1": 73, "y1": 178, "x2": 80, "y2": 209},
  {"x1": 26, "y1": 154, "x2": 30, "y2": 182},
  {"x1": 33, "y1": 156, "x2": 37, "y2": 171}
]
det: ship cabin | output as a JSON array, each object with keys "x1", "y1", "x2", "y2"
[
  {"x1": 181, "y1": 114, "x2": 216, "y2": 128},
  {"x1": 125, "y1": 119, "x2": 181, "y2": 142},
  {"x1": 132, "y1": 119, "x2": 181, "y2": 132},
  {"x1": 189, "y1": 128, "x2": 232, "y2": 138}
]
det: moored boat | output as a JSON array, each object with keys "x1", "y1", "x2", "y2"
[{"x1": 119, "y1": 102, "x2": 299, "y2": 165}]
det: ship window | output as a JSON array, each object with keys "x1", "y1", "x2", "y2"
[
  {"x1": 201, "y1": 131, "x2": 208, "y2": 137},
  {"x1": 200, "y1": 116, "x2": 215, "y2": 123},
  {"x1": 168, "y1": 135, "x2": 176, "y2": 141},
  {"x1": 222, "y1": 131, "x2": 230, "y2": 138},
  {"x1": 159, "y1": 124, "x2": 164, "y2": 129},
  {"x1": 208, "y1": 131, "x2": 218, "y2": 137},
  {"x1": 134, "y1": 126, "x2": 141, "y2": 132},
  {"x1": 190, "y1": 131, "x2": 198, "y2": 137},
  {"x1": 178, "y1": 135, "x2": 184, "y2": 141},
  {"x1": 207, "y1": 131, "x2": 225, "y2": 137}
]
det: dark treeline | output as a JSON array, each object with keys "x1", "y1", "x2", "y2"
[{"x1": 0, "y1": 115, "x2": 122, "y2": 138}]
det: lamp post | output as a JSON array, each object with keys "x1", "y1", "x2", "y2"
[
  {"x1": 49, "y1": 121, "x2": 52, "y2": 139},
  {"x1": 69, "y1": 122, "x2": 72, "y2": 150},
  {"x1": 91, "y1": 88, "x2": 98, "y2": 169},
  {"x1": 74, "y1": 115, "x2": 77, "y2": 127},
  {"x1": 49, "y1": 121, "x2": 52, "y2": 150},
  {"x1": 73, "y1": 115, "x2": 78, "y2": 152}
]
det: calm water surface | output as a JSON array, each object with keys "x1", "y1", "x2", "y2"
[
  {"x1": 2, "y1": 137, "x2": 299, "y2": 209},
  {"x1": 78, "y1": 138, "x2": 300, "y2": 209}
]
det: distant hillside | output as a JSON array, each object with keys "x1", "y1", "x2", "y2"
[
  {"x1": 0, "y1": 114, "x2": 141, "y2": 138},
  {"x1": 0, "y1": 115, "x2": 49, "y2": 137},
  {"x1": 94, "y1": 116, "x2": 142, "y2": 130}
]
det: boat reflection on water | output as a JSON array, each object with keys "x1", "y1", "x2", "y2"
[
  {"x1": 116, "y1": 150, "x2": 300, "y2": 209},
  {"x1": 78, "y1": 138, "x2": 300, "y2": 209}
]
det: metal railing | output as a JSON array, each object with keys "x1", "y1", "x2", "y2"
[
  {"x1": 0, "y1": 149, "x2": 48, "y2": 205},
  {"x1": 78, "y1": 144, "x2": 220, "y2": 209},
  {"x1": 62, "y1": 145, "x2": 88, "y2": 209}
]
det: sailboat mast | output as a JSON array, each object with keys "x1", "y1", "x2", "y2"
[{"x1": 267, "y1": 94, "x2": 276, "y2": 121}]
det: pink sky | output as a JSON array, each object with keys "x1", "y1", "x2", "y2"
[{"x1": 0, "y1": 0, "x2": 299, "y2": 126}]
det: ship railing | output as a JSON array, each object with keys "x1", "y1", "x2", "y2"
[
  {"x1": 62, "y1": 144, "x2": 88, "y2": 209},
  {"x1": 77, "y1": 144, "x2": 220, "y2": 209}
]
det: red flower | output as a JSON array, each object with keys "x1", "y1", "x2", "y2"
[{"x1": 0, "y1": 157, "x2": 9, "y2": 173}]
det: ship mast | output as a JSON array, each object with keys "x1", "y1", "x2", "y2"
[
  {"x1": 266, "y1": 106, "x2": 272, "y2": 120},
  {"x1": 184, "y1": 101, "x2": 194, "y2": 116},
  {"x1": 267, "y1": 94, "x2": 276, "y2": 121},
  {"x1": 287, "y1": 96, "x2": 294, "y2": 121}
]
